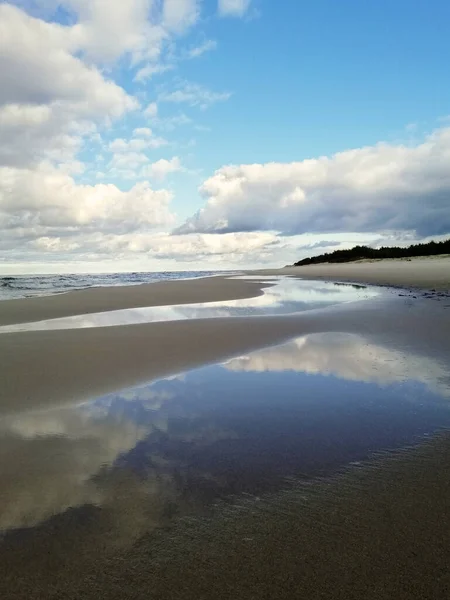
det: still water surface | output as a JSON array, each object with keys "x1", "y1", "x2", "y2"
[
  {"x1": 1, "y1": 331, "x2": 449, "y2": 544},
  {"x1": 0, "y1": 277, "x2": 379, "y2": 333}
]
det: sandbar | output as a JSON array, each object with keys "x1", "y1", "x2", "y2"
[{"x1": 0, "y1": 275, "x2": 270, "y2": 326}]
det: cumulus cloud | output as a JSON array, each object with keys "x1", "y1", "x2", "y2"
[
  {"x1": 0, "y1": 1, "x2": 246, "y2": 268},
  {"x1": 99, "y1": 231, "x2": 280, "y2": 262},
  {"x1": 109, "y1": 138, "x2": 149, "y2": 153},
  {"x1": 105, "y1": 133, "x2": 171, "y2": 178},
  {"x1": 162, "y1": 0, "x2": 200, "y2": 33},
  {"x1": 218, "y1": 0, "x2": 252, "y2": 18},
  {"x1": 141, "y1": 157, "x2": 183, "y2": 180},
  {"x1": 0, "y1": 5, "x2": 137, "y2": 113},
  {"x1": 0, "y1": 163, "x2": 175, "y2": 236},
  {"x1": 0, "y1": 4, "x2": 138, "y2": 169},
  {"x1": 109, "y1": 151, "x2": 150, "y2": 170},
  {"x1": 178, "y1": 127, "x2": 450, "y2": 237},
  {"x1": 108, "y1": 133, "x2": 169, "y2": 154},
  {"x1": 66, "y1": 0, "x2": 163, "y2": 63},
  {"x1": 13, "y1": 231, "x2": 280, "y2": 266},
  {"x1": 143, "y1": 102, "x2": 159, "y2": 118},
  {"x1": 133, "y1": 127, "x2": 154, "y2": 138}
]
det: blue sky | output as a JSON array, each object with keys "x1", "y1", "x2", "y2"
[{"x1": 1, "y1": 0, "x2": 450, "y2": 273}]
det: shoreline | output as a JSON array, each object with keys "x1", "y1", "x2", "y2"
[
  {"x1": 1, "y1": 260, "x2": 450, "y2": 599},
  {"x1": 0, "y1": 256, "x2": 448, "y2": 328},
  {"x1": 0, "y1": 257, "x2": 449, "y2": 417},
  {"x1": 0, "y1": 275, "x2": 265, "y2": 326},
  {"x1": 1, "y1": 294, "x2": 449, "y2": 417}
]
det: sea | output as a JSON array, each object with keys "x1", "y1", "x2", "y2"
[{"x1": 0, "y1": 271, "x2": 228, "y2": 301}]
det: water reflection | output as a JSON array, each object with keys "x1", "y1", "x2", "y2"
[
  {"x1": 0, "y1": 277, "x2": 379, "y2": 333},
  {"x1": 226, "y1": 333, "x2": 450, "y2": 398},
  {"x1": 1, "y1": 332, "x2": 449, "y2": 543}
]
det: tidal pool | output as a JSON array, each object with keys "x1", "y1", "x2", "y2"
[
  {"x1": 1, "y1": 330, "x2": 449, "y2": 540},
  {"x1": 0, "y1": 277, "x2": 380, "y2": 333}
]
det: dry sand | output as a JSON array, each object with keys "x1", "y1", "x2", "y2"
[{"x1": 251, "y1": 255, "x2": 450, "y2": 290}]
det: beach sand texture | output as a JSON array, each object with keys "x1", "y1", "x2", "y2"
[
  {"x1": 0, "y1": 257, "x2": 449, "y2": 599},
  {"x1": 253, "y1": 256, "x2": 450, "y2": 290}
]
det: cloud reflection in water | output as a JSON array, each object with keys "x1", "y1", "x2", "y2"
[{"x1": 1, "y1": 331, "x2": 449, "y2": 547}]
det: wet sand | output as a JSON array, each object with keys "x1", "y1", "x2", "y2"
[
  {"x1": 0, "y1": 275, "x2": 270, "y2": 326},
  {"x1": 0, "y1": 256, "x2": 448, "y2": 329},
  {"x1": 2, "y1": 428, "x2": 450, "y2": 599},
  {"x1": 1, "y1": 261, "x2": 450, "y2": 598},
  {"x1": 19, "y1": 433, "x2": 449, "y2": 600},
  {"x1": 0, "y1": 258, "x2": 449, "y2": 416},
  {"x1": 1, "y1": 294, "x2": 450, "y2": 417}
]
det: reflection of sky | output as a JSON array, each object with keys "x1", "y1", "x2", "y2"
[
  {"x1": 225, "y1": 332, "x2": 450, "y2": 398},
  {"x1": 0, "y1": 277, "x2": 379, "y2": 333},
  {"x1": 1, "y1": 331, "x2": 450, "y2": 542}
]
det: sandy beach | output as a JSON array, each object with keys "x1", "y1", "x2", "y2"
[
  {"x1": 1, "y1": 257, "x2": 450, "y2": 599},
  {"x1": 0, "y1": 275, "x2": 270, "y2": 326},
  {"x1": 252, "y1": 256, "x2": 450, "y2": 290},
  {"x1": 0, "y1": 256, "x2": 449, "y2": 415}
]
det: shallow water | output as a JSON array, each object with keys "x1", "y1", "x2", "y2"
[
  {"x1": 1, "y1": 330, "x2": 449, "y2": 544},
  {"x1": 0, "y1": 277, "x2": 380, "y2": 333}
]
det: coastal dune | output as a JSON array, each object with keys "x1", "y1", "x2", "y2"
[{"x1": 252, "y1": 256, "x2": 450, "y2": 290}]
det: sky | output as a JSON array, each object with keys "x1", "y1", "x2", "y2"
[{"x1": 1, "y1": 0, "x2": 450, "y2": 274}]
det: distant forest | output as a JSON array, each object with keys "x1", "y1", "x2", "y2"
[{"x1": 294, "y1": 238, "x2": 450, "y2": 266}]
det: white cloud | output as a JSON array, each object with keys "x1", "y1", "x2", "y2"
[
  {"x1": 0, "y1": 163, "x2": 175, "y2": 235},
  {"x1": 0, "y1": 1, "x2": 246, "y2": 269},
  {"x1": 159, "y1": 80, "x2": 232, "y2": 109},
  {"x1": 0, "y1": 4, "x2": 138, "y2": 169},
  {"x1": 218, "y1": 0, "x2": 252, "y2": 18},
  {"x1": 107, "y1": 231, "x2": 280, "y2": 261},
  {"x1": 66, "y1": 0, "x2": 163, "y2": 63},
  {"x1": 141, "y1": 157, "x2": 182, "y2": 180},
  {"x1": 144, "y1": 102, "x2": 159, "y2": 118},
  {"x1": 7, "y1": 230, "x2": 279, "y2": 267},
  {"x1": 186, "y1": 39, "x2": 218, "y2": 59},
  {"x1": 109, "y1": 151, "x2": 150, "y2": 170},
  {"x1": 133, "y1": 127, "x2": 154, "y2": 138},
  {"x1": 109, "y1": 138, "x2": 149, "y2": 153},
  {"x1": 162, "y1": 0, "x2": 200, "y2": 33},
  {"x1": 178, "y1": 127, "x2": 450, "y2": 237},
  {"x1": 108, "y1": 134, "x2": 168, "y2": 163},
  {"x1": 134, "y1": 63, "x2": 174, "y2": 82},
  {"x1": 0, "y1": 5, "x2": 138, "y2": 114}
]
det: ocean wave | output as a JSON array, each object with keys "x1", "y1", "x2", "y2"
[{"x1": 0, "y1": 271, "x2": 224, "y2": 301}]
